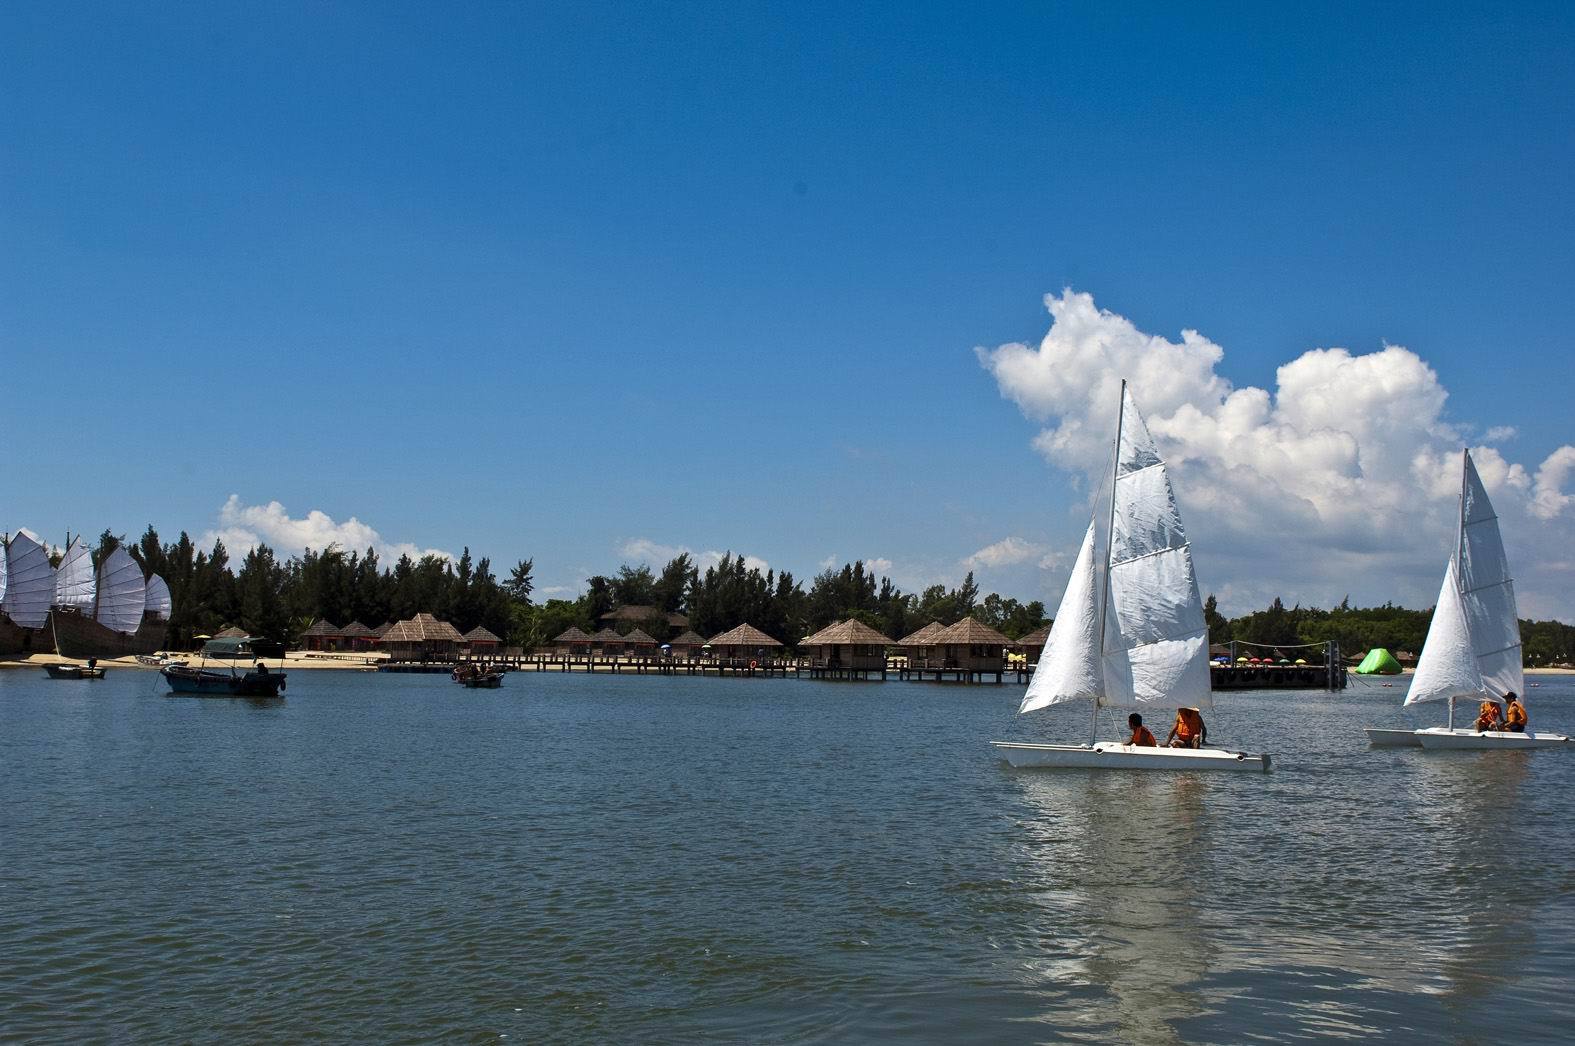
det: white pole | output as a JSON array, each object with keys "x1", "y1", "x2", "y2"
[{"x1": 1094, "y1": 379, "x2": 1125, "y2": 745}]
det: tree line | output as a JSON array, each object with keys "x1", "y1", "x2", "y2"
[{"x1": 101, "y1": 526, "x2": 1575, "y2": 664}]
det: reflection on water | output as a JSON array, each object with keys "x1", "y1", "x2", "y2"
[{"x1": 1011, "y1": 772, "x2": 1214, "y2": 1044}]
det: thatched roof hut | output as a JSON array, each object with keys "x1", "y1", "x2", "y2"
[
  {"x1": 622, "y1": 628, "x2": 658, "y2": 648},
  {"x1": 591, "y1": 627, "x2": 624, "y2": 654},
  {"x1": 932, "y1": 617, "x2": 1012, "y2": 671},
  {"x1": 339, "y1": 620, "x2": 377, "y2": 651},
  {"x1": 300, "y1": 618, "x2": 343, "y2": 651},
  {"x1": 898, "y1": 622, "x2": 945, "y2": 647},
  {"x1": 553, "y1": 626, "x2": 593, "y2": 654},
  {"x1": 381, "y1": 613, "x2": 465, "y2": 661},
  {"x1": 463, "y1": 626, "x2": 502, "y2": 649},
  {"x1": 371, "y1": 621, "x2": 394, "y2": 640},
  {"x1": 666, "y1": 629, "x2": 707, "y2": 656},
  {"x1": 707, "y1": 623, "x2": 782, "y2": 660},
  {"x1": 1016, "y1": 624, "x2": 1052, "y2": 664},
  {"x1": 798, "y1": 619, "x2": 889, "y2": 670},
  {"x1": 216, "y1": 626, "x2": 248, "y2": 639}
]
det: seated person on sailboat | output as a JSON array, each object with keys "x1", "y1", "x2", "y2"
[
  {"x1": 1475, "y1": 701, "x2": 1503, "y2": 733},
  {"x1": 1127, "y1": 713, "x2": 1157, "y2": 747},
  {"x1": 1167, "y1": 707, "x2": 1206, "y2": 748},
  {"x1": 1503, "y1": 692, "x2": 1528, "y2": 733}
]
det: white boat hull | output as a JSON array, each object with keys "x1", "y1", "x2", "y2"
[
  {"x1": 1414, "y1": 728, "x2": 1569, "y2": 751},
  {"x1": 1364, "y1": 728, "x2": 1425, "y2": 747},
  {"x1": 991, "y1": 741, "x2": 1270, "y2": 772}
]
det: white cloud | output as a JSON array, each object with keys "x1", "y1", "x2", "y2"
[
  {"x1": 977, "y1": 290, "x2": 1575, "y2": 617},
  {"x1": 619, "y1": 536, "x2": 769, "y2": 575},
  {"x1": 818, "y1": 554, "x2": 838, "y2": 569},
  {"x1": 204, "y1": 495, "x2": 452, "y2": 563},
  {"x1": 964, "y1": 536, "x2": 1046, "y2": 569},
  {"x1": 862, "y1": 557, "x2": 893, "y2": 575}
]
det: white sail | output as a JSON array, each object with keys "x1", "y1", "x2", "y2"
[
  {"x1": 1459, "y1": 452, "x2": 1523, "y2": 699},
  {"x1": 1405, "y1": 560, "x2": 1483, "y2": 706},
  {"x1": 145, "y1": 574, "x2": 173, "y2": 619},
  {"x1": 0, "y1": 538, "x2": 8, "y2": 605},
  {"x1": 94, "y1": 547, "x2": 147, "y2": 635},
  {"x1": 1021, "y1": 520, "x2": 1103, "y2": 712},
  {"x1": 1100, "y1": 388, "x2": 1213, "y2": 710},
  {"x1": 54, "y1": 538, "x2": 95, "y2": 611},
  {"x1": 1406, "y1": 450, "x2": 1523, "y2": 706},
  {"x1": 2, "y1": 533, "x2": 56, "y2": 628}
]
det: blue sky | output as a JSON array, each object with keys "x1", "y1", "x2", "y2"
[{"x1": 5, "y1": 2, "x2": 1574, "y2": 616}]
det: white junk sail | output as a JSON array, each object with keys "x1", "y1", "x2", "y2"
[
  {"x1": 0, "y1": 538, "x2": 8, "y2": 605},
  {"x1": 1020, "y1": 520, "x2": 1103, "y2": 713},
  {"x1": 54, "y1": 538, "x2": 95, "y2": 611},
  {"x1": 94, "y1": 548, "x2": 147, "y2": 635},
  {"x1": 2, "y1": 533, "x2": 56, "y2": 628},
  {"x1": 145, "y1": 574, "x2": 173, "y2": 619},
  {"x1": 1405, "y1": 450, "x2": 1523, "y2": 706},
  {"x1": 1100, "y1": 388, "x2": 1213, "y2": 710}
]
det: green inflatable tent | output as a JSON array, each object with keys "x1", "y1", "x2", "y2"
[{"x1": 1354, "y1": 648, "x2": 1402, "y2": 675}]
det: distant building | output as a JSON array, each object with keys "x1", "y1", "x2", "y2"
[
  {"x1": 798, "y1": 619, "x2": 890, "y2": 671},
  {"x1": 380, "y1": 613, "x2": 465, "y2": 662},
  {"x1": 931, "y1": 618, "x2": 1012, "y2": 673},
  {"x1": 898, "y1": 621, "x2": 946, "y2": 668},
  {"x1": 706, "y1": 623, "x2": 783, "y2": 661},
  {"x1": 299, "y1": 618, "x2": 343, "y2": 652}
]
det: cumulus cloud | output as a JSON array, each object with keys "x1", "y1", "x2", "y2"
[
  {"x1": 977, "y1": 290, "x2": 1575, "y2": 617},
  {"x1": 618, "y1": 537, "x2": 768, "y2": 574},
  {"x1": 964, "y1": 536, "x2": 1047, "y2": 569},
  {"x1": 204, "y1": 495, "x2": 452, "y2": 562}
]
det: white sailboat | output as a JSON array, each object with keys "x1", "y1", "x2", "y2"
[
  {"x1": 2, "y1": 533, "x2": 56, "y2": 628},
  {"x1": 1365, "y1": 450, "x2": 1568, "y2": 751},
  {"x1": 992, "y1": 381, "x2": 1271, "y2": 772}
]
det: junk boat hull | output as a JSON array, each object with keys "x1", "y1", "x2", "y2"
[
  {"x1": 161, "y1": 666, "x2": 286, "y2": 698},
  {"x1": 991, "y1": 741, "x2": 1270, "y2": 772}
]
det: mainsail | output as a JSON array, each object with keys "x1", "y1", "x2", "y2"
[
  {"x1": 1406, "y1": 450, "x2": 1523, "y2": 706},
  {"x1": 94, "y1": 548, "x2": 147, "y2": 635},
  {"x1": 2, "y1": 533, "x2": 56, "y2": 628},
  {"x1": 54, "y1": 538, "x2": 95, "y2": 611},
  {"x1": 145, "y1": 574, "x2": 173, "y2": 619},
  {"x1": 1019, "y1": 383, "x2": 1213, "y2": 716},
  {"x1": 1101, "y1": 387, "x2": 1213, "y2": 709}
]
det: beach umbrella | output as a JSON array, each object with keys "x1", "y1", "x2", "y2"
[
  {"x1": 1294, "y1": 658, "x2": 1307, "y2": 664},
  {"x1": 1236, "y1": 656, "x2": 1248, "y2": 662}
]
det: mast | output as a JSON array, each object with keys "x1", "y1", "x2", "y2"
[
  {"x1": 1094, "y1": 379, "x2": 1125, "y2": 744},
  {"x1": 1448, "y1": 447, "x2": 1467, "y2": 731}
]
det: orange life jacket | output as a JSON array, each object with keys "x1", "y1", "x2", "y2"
[
  {"x1": 1505, "y1": 701, "x2": 1527, "y2": 728},
  {"x1": 1174, "y1": 708, "x2": 1203, "y2": 741},
  {"x1": 1129, "y1": 726, "x2": 1157, "y2": 747}
]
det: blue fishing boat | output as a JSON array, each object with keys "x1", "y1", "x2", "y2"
[{"x1": 161, "y1": 637, "x2": 286, "y2": 698}]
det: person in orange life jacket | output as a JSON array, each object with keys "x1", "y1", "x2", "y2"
[
  {"x1": 1167, "y1": 707, "x2": 1206, "y2": 748},
  {"x1": 1127, "y1": 713, "x2": 1157, "y2": 747},
  {"x1": 1475, "y1": 700, "x2": 1504, "y2": 732},
  {"x1": 1502, "y1": 691, "x2": 1528, "y2": 733}
]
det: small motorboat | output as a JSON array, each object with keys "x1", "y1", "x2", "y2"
[
  {"x1": 44, "y1": 662, "x2": 107, "y2": 680},
  {"x1": 162, "y1": 637, "x2": 285, "y2": 698},
  {"x1": 461, "y1": 672, "x2": 505, "y2": 689}
]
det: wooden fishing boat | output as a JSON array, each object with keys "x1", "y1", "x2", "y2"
[
  {"x1": 161, "y1": 637, "x2": 285, "y2": 698},
  {"x1": 44, "y1": 663, "x2": 107, "y2": 680}
]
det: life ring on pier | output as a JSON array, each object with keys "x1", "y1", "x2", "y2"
[{"x1": 749, "y1": 660, "x2": 758, "y2": 670}]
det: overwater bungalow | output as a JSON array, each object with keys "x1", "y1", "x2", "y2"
[
  {"x1": 1016, "y1": 624, "x2": 1052, "y2": 666},
  {"x1": 707, "y1": 623, "x2": 783, "y2": 662},
  {"x1": 381, "y1": 613, "x2": 465, "y2": 662},
  {"x1": 932, "y1": 618, "x2": 1012, "y2": 673},
  {"x1": 553, "y1": 626, "x2": 594, "y2": 656},
  {"x1": 299, "y1": 618, "x2": 343, "y2": 652},
  {"x1": 898, "y1": 621, "x2": 946, "y2": 668},
  {"x1": 798, "y1": 619, "x2": 890, "y2": 678},
  {"x1": 463, "y1": 626, "x2": 502, "y2": 657},
  {"x1": 621, "y1": 628, "x2": 659, "y2": 656},
  {"x1": 215, "y1": 626, "x2": 248, "y2": 640},
  {"x1": 591, "y1": 627, "x2": 625, "y2": 657},
  {"x1": 667, "y1": 629, "x2": 708, "y2": 658},
  {"x1": 340, "y1": 621, "x2": 377, "y2": 651}
]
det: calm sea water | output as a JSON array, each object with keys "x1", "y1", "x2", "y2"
[{"x1": 2, "y1": 667, "x2": 1573, "y2": 1043}]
